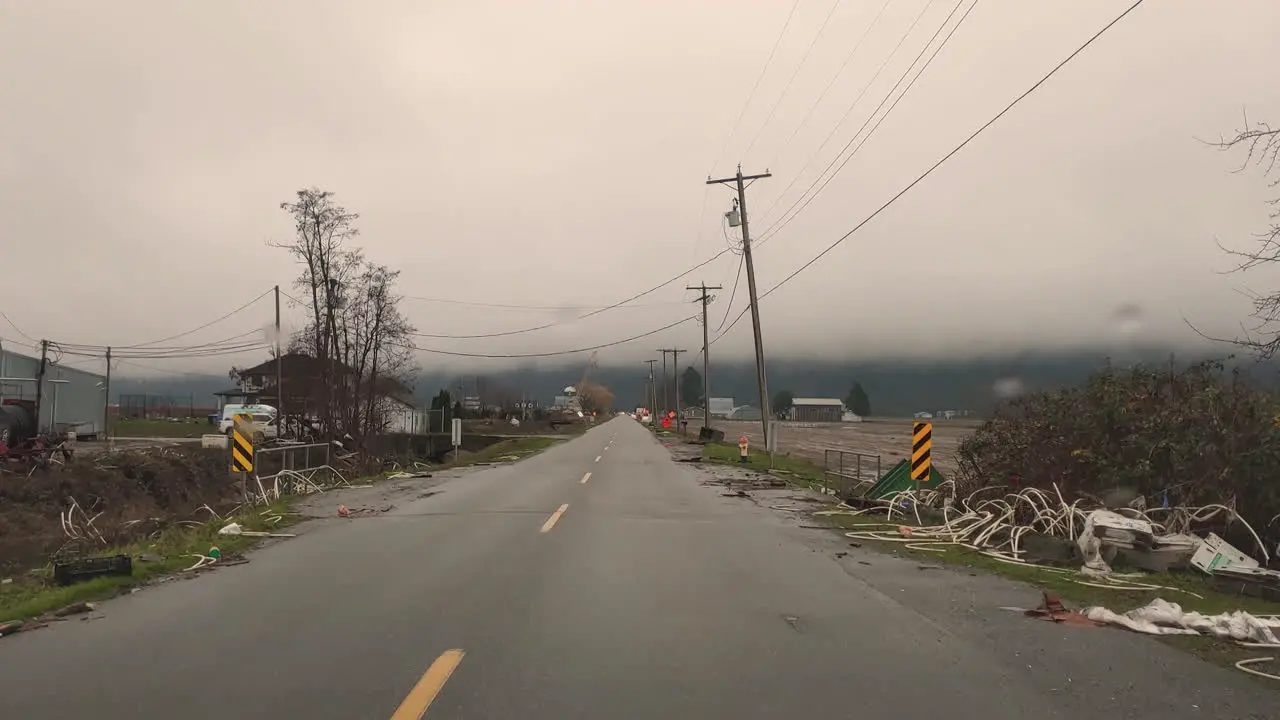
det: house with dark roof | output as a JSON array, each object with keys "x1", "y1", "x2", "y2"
[{"x1": 230, "y1": 353, "x2": 421, "y2": 435}]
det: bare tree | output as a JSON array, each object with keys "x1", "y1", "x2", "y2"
[
  {"x1": 1207, "y1": 115, "x2": 1280, "y2": 358},
  {"x1": 577, "y1": 381, "x2": 614, "y2": 415},
  {"x1": 276, "y1": 188, "x2": 417, "y2": 440}
]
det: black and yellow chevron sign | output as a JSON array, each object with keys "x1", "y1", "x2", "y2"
[
  {"x1": 910, "y1": 421, "x2": 932, "y2": 483},
  {"x1": 230, "y1": 413, "x2": 255, "y2": 473}
]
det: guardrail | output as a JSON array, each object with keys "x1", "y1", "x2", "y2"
[{"x1": 822, "y1": 449, "x2": 881, "y2": 497}]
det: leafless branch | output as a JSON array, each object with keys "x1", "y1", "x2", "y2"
[{"x1": 1208, "y1": 111, "x2": 1280, "y2": 358}]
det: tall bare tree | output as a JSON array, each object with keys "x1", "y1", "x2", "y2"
[
  {"x1": 277, "y1": 188, "x2": 417, "y2": 440},
  {"x1": 1210, "y1": 116, "x2": 1280, "y2": 358}
]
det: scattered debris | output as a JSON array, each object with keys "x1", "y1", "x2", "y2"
[
  {"x1": 52, "y1": 601, "x2": 95, "y2": 618},
  {"x1": 1023, "y1": 591, "x2": 1101, "y2": 628},
  {"x1": 820, "y1": 482, "x2": 1274, "y2": 600},
  {"x1": 1083, "y1": 598, "x2": 1280, "y2": 680}
]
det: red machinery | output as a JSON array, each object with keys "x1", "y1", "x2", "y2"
[{"x1": 0, "y1": 399, "x2": 71, "y2": 467}]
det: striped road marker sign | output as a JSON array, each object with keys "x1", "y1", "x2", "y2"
[
  {"x1": 230, "y1": 413, "x2": 255, "y2": 473},
  {"x1": 911, "y1": 422, "x2": 932, "y2": 483}
]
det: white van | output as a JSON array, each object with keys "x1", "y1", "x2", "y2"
[{"x1": 218, "y1": 404, "x2": 277, "y2": 436}]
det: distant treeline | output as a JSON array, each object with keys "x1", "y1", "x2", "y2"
[{"x1": 110, "y1": 347, "x2": 1278, "y2": 418}]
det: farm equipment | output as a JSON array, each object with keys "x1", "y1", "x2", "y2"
[{"x1": 0, "y1": 399, "x2": 72, "y2": 468}]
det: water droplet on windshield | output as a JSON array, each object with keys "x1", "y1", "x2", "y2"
[
  {"x1": 993, "y1": 376, "x2": 1025, "y2": 399},
  {"x1": 1112, "y1": 303, "x2": 1143, "y2": 337}
]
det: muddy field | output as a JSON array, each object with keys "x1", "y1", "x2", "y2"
[
  {"x1": 699, "y1": 417, "x2": 980, "y2": 478},
  {"x1": 0, "y1": 447, "x2": 244, "y2": 575}
]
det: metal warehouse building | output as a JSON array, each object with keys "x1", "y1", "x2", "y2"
[
  {"x1": 789, "y1": 398, "x2": 844, "y2": 423},
  {"x1": 0, "y1": 346, "x2": 107, "y2": 438}
]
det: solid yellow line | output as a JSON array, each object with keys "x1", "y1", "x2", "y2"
[
  {"x1": 540, "y1": 503, "x2": 570, "y2": 533},
  {"x1": 390, "y1": 649, "x2": 466, "y2": 720},
  {"x1": 581, "y1": 472, "x2": 591, "y2": 484}
]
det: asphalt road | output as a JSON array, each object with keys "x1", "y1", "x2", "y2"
[{"x1": 0, "y1": 417, "x2": 1273, "y2": 718}]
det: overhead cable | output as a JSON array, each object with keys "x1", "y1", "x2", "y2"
[
  {"x1": 758, "y1": 0, "x2": 978, "y2": 247},
  {"x1": 416, "y1": 315, "x2": 698, "y2": 358},
  {"x1": 712, "y1": 0, "x2": 1146, "y2": 343},
  {"x1": 766, "y1": 0, "x2": 897, "y2": 170},
  {"x1": 755, "y1": 0, "x2": 938, "y2": 224},
  {"x1": 742, "y1": 0, "x2": 846, "y2": 160},
  {"x1": 708, "y1": 0, "x2": 804, "y2": 173}
]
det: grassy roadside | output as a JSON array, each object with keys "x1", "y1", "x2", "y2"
[
  {"x1": 437, "y1": 437, "x2": 560, "y2": 469},
  {"x1": 700, "y1": 442, "x2": 824, "y2": 487},
  {"x1": 0, "y1": 501, "x2": 293, "y2": 625},
  {"x1": 111, "y1": 418, "x2": 212, "y2": 438},
  {"x1": 0, "y1": 437, "x2": 559, "y2": 629}
]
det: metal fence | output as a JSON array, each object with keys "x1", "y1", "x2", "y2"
[
  {"x1": 822, "y1": 449, "x2": 882, "y2": 497},
  {"x1": 252, "y1": 442, "x2": 336, "y2": 497}
]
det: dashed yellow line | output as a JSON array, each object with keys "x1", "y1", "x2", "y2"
[
  {"x1": 540, "y1": 503, "x2": 570, "y2": 533},
  {"x1": 581, "y1": 472, "x2": 592, "y2": 484},
  {"x1": 390, "y1": 649, "x2": 465, "y2": 719}
]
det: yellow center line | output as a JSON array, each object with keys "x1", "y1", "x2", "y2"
[
  {"x1": 540, "y1": 503, "x2": 570, "y2": 533},
  {"x1": 581, "y1": 472, "x2": 592, "y2": 484},
  {"x1": 391, "y1": 649, "x2": 466, "y2": 720}
]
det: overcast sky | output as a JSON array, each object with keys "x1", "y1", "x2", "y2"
[{"x1": 2, "y1": 1, "x2": 1279, "y2": 378}]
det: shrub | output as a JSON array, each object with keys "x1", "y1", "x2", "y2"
[{"x1": 957, "y1": 361, "x2": 1280, "y2": 557}]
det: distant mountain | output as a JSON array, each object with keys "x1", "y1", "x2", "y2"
[{"x1": 110, "y1": 348, "x2": 1276, "y2": 417}]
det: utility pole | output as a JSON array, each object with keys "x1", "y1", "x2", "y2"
[
  {"x1": 34, "y1": 339, "x2": 48, "y2": 431},
  {"x1": 658, "y1": 350, "x2": 668, "y2": 413},
  {"x1": 658, "y1": 348, "x2": 685, "y2": 429},
  {"x1": 643, "y1": 359, "x2": 657, "y2": 417},
  {"x1": 687, "y1": 283, "x2": 721, "y2": 431},
  {"x1": 707, "y1": 166, "x2": 772, "y2": 449},
  {"x1": 671, "y1": 348, "x2": 684, "y2": 433},
  {"x1": 103, "y1": 346, "x2": 112, "y2": 440},
  {"x1": 274, "y1": 285, "x2": 284, "y2": 438}
]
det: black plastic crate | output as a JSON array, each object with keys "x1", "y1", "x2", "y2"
[{"x1": 52, "y1": 554, "x2": 133, "y2": 586}]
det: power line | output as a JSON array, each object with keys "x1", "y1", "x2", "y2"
[
  {"x1": 112, "y1": 289, "x2": 273, "y2": 349},
  {"x1": 407, "y1": 249, "x2": 732, "y2": 341},
  {"x1": 415, "y1": 315, "x2": 698, "y2": 359},
  {"x1": 713, "y1": 0, "x2": 1146, "y2": 341},
  {"x1": 113, "y1": 359, "x2": 226, "y2": 376},
  {"x1": 0, "y1": 312, "x2": 38, "y2": 344},
  {"x1": 708, "y1": 0, "x2": 804, "y2": 172},
  {"x1": 56, "y1": 328, "x2": 263, "y2": 354},
  {"x1": 759, "y1": 0, "x2": 969, "y2": 245},
  {"x1": 755, "y1": 0, "x2": 937, "y2": 225},
  {"x1": 400, "y1": 295, "x2": 685, "y2": 311},
  {"x1": 716, "y1": 256, "x2": 746, "y2": 331},
  {"x1": 742, "y1": 0, "x2": 846, "y2": 160},
  {"x1": 767, "y1": 0, "x2": 897, "y2": 170},
  {"x1": 757, "y1": 0, "x2": 977, "y2": 247}
]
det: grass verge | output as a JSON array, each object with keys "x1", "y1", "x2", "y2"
[
  {"x1": 446, "y1": 437, "x2": 559, "y2": 468},
  {"x1": 0, "y1": 501, "x2": 293, "y2": 625},
  {"x1": 700, "y1": 442, "x2": 826, "y2": 487},
  {"x1": 110, "y1": 418, "x2": 213, "y2": 438}
]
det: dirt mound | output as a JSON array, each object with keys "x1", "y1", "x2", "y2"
[{"x1": 0, "y1": 447, "x2": 243, "y2": 575}]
